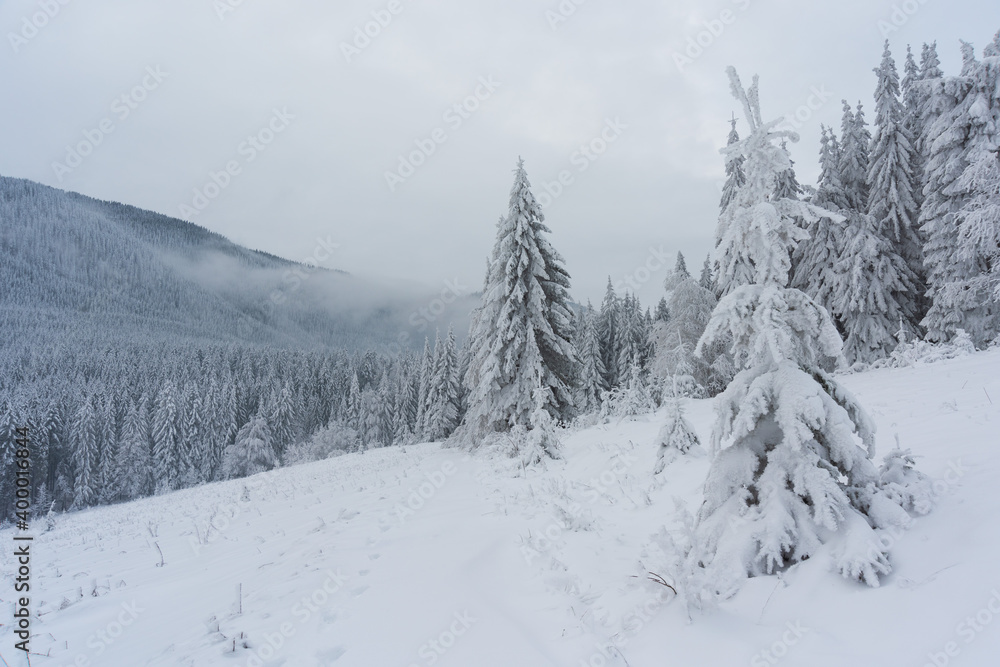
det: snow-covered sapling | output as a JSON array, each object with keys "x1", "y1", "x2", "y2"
[
  {"x1": 653, "y1": 390, "x2": 700, "y2": 475},
  {"x1": 689, "y1": 67, "x2": 929, "y2": 597}
]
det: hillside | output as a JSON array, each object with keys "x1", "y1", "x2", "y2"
[
  {"x1": 0, "y1": 176, "x2": 477, "y2": 352},
  {"x1": 4, "y1": 349, "x2": 998, "y2": 667}
]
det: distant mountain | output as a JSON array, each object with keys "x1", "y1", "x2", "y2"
[{"x1": 0, "y1": 176, "x2": 477, "y2": 352}]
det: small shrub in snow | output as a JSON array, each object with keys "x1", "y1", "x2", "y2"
[
  {"x1": 877, "y1": 448, "x2": 934, "y2": 516},
  {"x1": 653, "y1": 396, "x2": 701, "y2": 474},
  {"x1": 223, "y1": 413, "x2": 278, "y2": 480},
  {"x1": 284, "y1": 421, "x2": 360, "y2": 465},
  {"x1": 599, "y1": 362, "x2": 655, "y2": 420},
  {"x1": 870, "y1": 328, "x2": 977, "y2": 369}
]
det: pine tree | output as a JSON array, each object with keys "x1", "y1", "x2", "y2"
[
  {"x1": 654, "y1": 296, "x2": 670, "y2": 322},
  {"x1": 865, "y1": 40, "x2": 923, "y2": 340},
  {"x1": 720, "y1": 115, "x2": 747, "y2": 212},
  {"x1": 223, "y1": 411, "x2": 277, "y2": 479},
  {"x1": 151, "y1": 381, "x2": 181, "y2": 492},
  {"x1": 653, "y1": 388, "x2": 700, "y2": 474},
  {"x1": 901, "y1": 44, "x2": 925, "y2": 210},
  {"x1": 839, "y1": 101, "x2": 871, "y2": 212},
  {"x1": 792, "y1": 126, "x2": 849, "y2": 321},
  {"x1": 459, "y1": 159, "x2": 577, "y2": 443},
  {"x1": 649, "y1": 275, "x2": 725, "y2": 395},
  {"x1": 119, "y1": 398, "x2": 152, "y2": 500},
  {"x1": 689, "y1": 68, "x2": 919, "y2": 595},
  {"x1": 773, "y1": 141, "x2": 802, "y2": 201},
  {"x1": 413, "y1": 339, "x2": 432, "y2": 439},
  {"x1": 835, "y1": 213, "x2": 920, "y2": 364},
  {"x1": 71, "y1": 398, "x2": 98, "y2": 508},
  {"x1": 598, "y1": 278, "x2": 621, "y2": 388},
  {"x1": 269, "y1": 381, "x2": 298, "y2": 460},
  {"x1": 426, "y1": 328, "x2": 460, "y2": 440},
  {"x1": 616, "y1": 294, "x2": 640, "y2": 375},
  {"x1": 574, "y1": 302, "x2": 607, "y2": 414},
  {"x1": 699, "y1": 254, "x2": 714, "y2": 292},
  {"x1": 940, "y1": 33, "x2": 1000, "y2": 344},
  {"x1": 920, "y1": 40, "x2": 988, "y2": 343}
]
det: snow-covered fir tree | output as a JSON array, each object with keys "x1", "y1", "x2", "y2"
[
  {"x1": 699, "y1": 254, "x2": 715, "y2": 293},
  {"x1": 835, "y1": 212, "x2": 920, "y2": 364},
  {"x1": 223, "y1": 411, "x2": 278, "y2": 479},
  {"x1": 720, "y1": 115, "x2": 747, "y2": 212},
  {"x1": 792, "y1": 126, "x2": 849, "y2": 322},
  {"x1": 653, "y1": 382, "x2": 701, "y2": 475},
  {"x1": 773, "y1": 140, "x2": 802, "y2": 201},
  {"x1": 921, "y1": 36, "x2": 1000, "y2": 345},
  {"x1": 425, "y1": 327, "x2": 461, "y2": 441},
  {"x1": 415, "y1": 338, "x2": 432, "y2": 438},
  {"x1": 654, "y1": 296, "x2": 670, "y2": 322},
  {"x1": 840, "y1": 100, "x2": 871, "y2": 212},
  {"x1": 71, "y1": 397, "x2": 98, "y2": 508},
  {"x1": 649, "y1": 273, "x2": 728, "y2": 396},
  {"x1": 151, "y1": 381, "x2": 181, "y2": 492},
  {"x1": 119, "y1": 398, "x2": 152, "y2": 501},
  {"x1": 598, "y1": 278, "x2": 621, "y2": 388},
  {"x1": 600, "y1": 359, "x2": 655, "y2": 419},
  {"x1": 901, "y1": 44, "x2": 925, "y2": 211},
  {"x1": 459, "y1": 159, "x2": 577, "y2": 445},
  {"x1": 574, "y1": 302, "x2": 608, "y2": 415},
  {"x1": 867, "y1": 40, "x2": 923, "y2": 335},
  {"x1": 689, "y1": 68, "x2": 923, "y2": 597}
]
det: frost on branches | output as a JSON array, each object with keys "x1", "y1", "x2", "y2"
[{"x1": 688, "y1": 68, "x2": 931, "y2": 599}]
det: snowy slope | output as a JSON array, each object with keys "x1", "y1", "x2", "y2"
[{"x1": 3, "y1": 350, "x2": 999, "y2": 667}]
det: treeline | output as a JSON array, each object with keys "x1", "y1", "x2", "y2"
[{"x1": 723, "y1": 35, "x2": 1000, "y2": 364}]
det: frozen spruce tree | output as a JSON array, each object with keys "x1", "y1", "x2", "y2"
[
  {"x1": 720, "y1": 115, "x2": 746, "y2": 213},
  {"x1": 867, "y1": 41, "x2": 923, "y2": 332},
  {"x1": 223, "y1": 411, "x2": 278, "y2": 479},
  {"x1": 921, "y1": 36, "x2": 1000, "y2": 345},
  {"x1": 653, "y1": 382, "x2": 701, "y2": 475},
  {"x1": 791, "y1": 126, "x2": 848, "y2": 321},
  {"x1": 574, "y1": 302, "x2": 608, "y2": 415},
  {"x1": 835, "y1": 213, "x2": 919, "y2": 364},
  {"x1": 458, "y1": 159, "x2": 577, "y2": 448},
  {"x1": 689, "y1": 68, "x2": 926, "y2": 598}
]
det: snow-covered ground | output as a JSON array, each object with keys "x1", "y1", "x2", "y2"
[{"x1": 3, "y1": 350, "x2": 1000, "y2": 667}]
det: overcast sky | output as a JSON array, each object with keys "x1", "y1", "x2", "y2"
[{"x1": 1, "y1": 0, "x2": 996, "y2": 306}]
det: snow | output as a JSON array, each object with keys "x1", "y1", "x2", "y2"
[{"x1": 3, "y1": 349, "x2": 1000, "y2": 667}]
